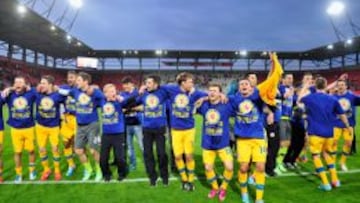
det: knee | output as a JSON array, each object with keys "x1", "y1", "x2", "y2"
[
  {"x1": 204, "y1": 164, "x2": 213, "y2": 172},
  {"x1": 39, "y1": 148, "x2": 47, "y2": 154},
  {"x1": 75, "y1": 148, "x2": 84, "y2": 155},
  {"x1": 185, "y1": 154, "x2": 193, "y2": 162},
  {"x1": 224, "y1": 163, "x2": 234, "y2": 171},
  {"x1": 239, "y1": 165, "x2": 249, "y2": 173},
  {"x1": 256, "y1": 164, "x2": 265, "y2": 172}
]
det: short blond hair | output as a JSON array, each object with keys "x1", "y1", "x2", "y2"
[{"x1": 103, "y1": 83, "x2": 116, "y2": 93}]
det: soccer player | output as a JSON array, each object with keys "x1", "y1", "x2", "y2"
[
  {"x1": 60, "y1": 71, "x2": 77, "y2": 176},
  {"x1": 159, "y1": 72, "x2": 208, "y2": 191},
  {"x1": 231, "y1": 53, "x2": 283, "y2": 203},
  {"x1": 136, "y1": 75, "x2": 169, "y2": 186},
  {"x1": 196, "y1": 83, "x2": 234, "y2": 202},
  {"x1": 100, "y1": 84, "x2": 128, "y2": 181},
  {"x1": 298, "y1": 77, "x2": 351, "y2": 191},
  {"x1": 120, "y1": 77, "x2": 143, "y2": 171},
  {"x1": 332, "y1": 79, "x2": 360, "y2": 171},
  {"x1": 59, "y1": 72, "x2": 104, "y2": 181},
  {"x1": 36, "y1": 75, "x2": 66, "y2": 181},
  {"x1": 278, "y1": 73, "x2": 294, "y2": 172},
  {"x1": 2, "y1": 76, "x2": 37, "y2": 183}
]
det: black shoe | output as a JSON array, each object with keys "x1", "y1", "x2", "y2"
[
  {"x1": 187, "y1": 182, "x2": 195, "y2": 192},
  {"x1": 118, "y1": 176, "x2": 125, "y2": 182},
  {"x1": 104, "y1": 176, "x2": 111, "y2": 182},
  {"x1": 162, "y1": 178, "x2": 169, "y2": 186},
  {"x1": 171, "y1": 166, "x2": 178, "y2": 173},
  {"x1": 110, "y1": 161, "x2": 117, "y2": 166},
  {"x1": 150, "y1": 180, "x2": 157, "y2": 187},
  {"x1": 266, "y1": 171, "x2": 277, "y2": 177},
  {"x1": 181, "y1": 181, "x2": 189, "y2": 191}
]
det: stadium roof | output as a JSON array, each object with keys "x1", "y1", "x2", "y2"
[
  {"x1": 90, "y1": 36, "x2": 360, "y2": 60},
  {"x1": 0, "y1": 0, "x2": 92, "y2": 59}
]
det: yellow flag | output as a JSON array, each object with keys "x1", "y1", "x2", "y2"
[{"x1": 257, "y1": 53, "x2": 284, "y2": 106}]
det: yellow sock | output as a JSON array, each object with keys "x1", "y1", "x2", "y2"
[
  {"x1": 53, "y1": 151, "x2": 61, "y2": 174},
  {"x1": 175, "y1": 159, "x2": 188, "y2": 182},
  {"x1": 313, "y1": 156, "x2": 329, "y2": 185},
  {"x1": 340, "y1": 144, "x2": 351, "y2": 165},
  {"x1": 254, "y1": 170, "x2": 266, "y2": 201},
  {"x1": 15, "y1": 167, "x2": 22, "y2": 176},
  {"x1": 238, "y1": 171, "x2": 248, "y2": 194},
  {"x1": 205, "y1": 170, "x2": 219, "y2": 190},
  {"x1": 64, "y1": 148, "x2": 75, "y2": 168},
  {"x1": 220, "y1": 169, "x2": 233, "y2": 190},
  {"x1": 324, "y1": 154, "x2": 339, "y2": 183},
  {"x1": 186, "y1": 159, "x2": 195, "y2": 183},
  {"x1": 40, "y1": 151, "x2": 50, "y2": 171}
]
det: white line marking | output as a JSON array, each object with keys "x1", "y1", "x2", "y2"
[{"x1": 1, "y1": 169, "x2": 359, "y2": 185}]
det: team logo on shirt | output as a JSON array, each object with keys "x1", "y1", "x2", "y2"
[
  {"x1": 205, "y1": 109, "x2": 220, "y2": 124},
  {"x1": 78, "y1": 93, "x2": 91, "y2": 105},
  {"x1": 239, "y1": 100, "x2": 254, "y2": 114},
  {"x1": 174, "y1": 94, "x2": 189, "y2": 108},
  {"x1": 145, "y1": 94, "x2": 159, "y2": 109},
  {"x1": 13, "y1": 97, "x2": 28, "y2": 110},
  {"x1": 40, "y1": 97, "x2": 54, "y2": 111},
  {"x1": 103, "y1": 102, "x2": 115, "y2": 116},
  {"x1": 339, "y1": 98, "x2": 351, "y2": 111}
]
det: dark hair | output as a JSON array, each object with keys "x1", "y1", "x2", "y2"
[
  {"x1": 303, "y1": 72, "x2": 313, "y2": 77},
  {"x1": 67, "y1": 70, "x2": 77, "y2": 76},
  {"x1": 146, "y1": 75, "x2": 161, "y2": 85},
  {"x1": 121, "y1": 76, "x2": 133, "y2": 84},
  {"x1": 337, "y1": 79, "x2": 348, "y2": 87},
  {"x1": 315, "y1": 77, "x2": 327, "y2": 90},
  {"x1": 41, "y1": 75, "x2": 55, "y2": 85},
  {"x1": 245, "y1": 72, "x2": 257, "y2": 79},
  {"x1": 283, "y1": 73, "x2": 293, "y2": 78},
  {"x1": 78, "y1": 72, "x2": 92, "y2": 84},
  {"x1": 208, "y1": 83, "x2": 222, "y2": 92},
  {"x1": 176, "y1": 72, "x2": 194, "y2": 85}
]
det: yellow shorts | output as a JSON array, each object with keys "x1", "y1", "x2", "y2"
[
  {"x1": 236, "y1": 138, "x2": 267, "y2": 163},
  {"x1": 334, "y1": 127, "x2": 353, "y2": 141},
  {"x1": 203, "y1": 147, "x2": 233, "y2": 165},
  {"x1": 171, "y1": 128, "x2": 195, "y2": 156},
  {"x1": 36, "y1": 124, "x2": 60, "y2": 148},
  {"x1": 61, "y1": 114, "x2": 77, "y2": 142},
  {"x1": 0, "y1": 131, "x2": 3, "y2": 145},
  {"x1": 11, "y1": 127, "x2": 35, "y2": 153},
  {"x1": 309, "y1": 136, "x2": 334, "y2": 155}
]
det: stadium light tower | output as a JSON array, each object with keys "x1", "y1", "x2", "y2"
[
  {"x1": 17, "y1": 4, "x2": 27, "y2": 15},
  {"x1": 327, "y1": 1, "x2": 346, "y2": 41}
]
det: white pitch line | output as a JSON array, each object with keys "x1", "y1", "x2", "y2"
[{"x1": 1, "y1": 169, "x2": 359, "y2": 185}]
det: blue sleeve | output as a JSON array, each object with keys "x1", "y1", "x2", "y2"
[
  {"x1": 161, "y1": 84, "x2": 177, "y2": 95},
  {"x1": 279, "y1": 85, "x2": 285, "y2": 97},
  {"x1": 197, "y1": 103, "x2": 206, "y2": 115},
  {"x1": 300, "y1": 95, "x2": 309, "y2": 104},
  {"x1": 193, "y1": 90, "x2": 208, "y2": 101},
  {"x1": 353, "y1": 94, "x2": 360, "y2": 106}
]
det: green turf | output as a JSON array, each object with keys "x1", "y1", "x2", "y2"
[{"x1": 0, "y1": 108, "x2": 359, "y2": 203}]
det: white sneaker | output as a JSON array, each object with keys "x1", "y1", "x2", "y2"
[
  {"x1": 29, "y1": 171, "x2": 37, "y2": 181},
  {"x1": 340, "y1": 164, "x2": 348, "y2": 172}
]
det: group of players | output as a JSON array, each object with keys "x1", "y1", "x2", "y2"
[{"x1": 0, "y1": 53, "x2": 357, "y2": 203}]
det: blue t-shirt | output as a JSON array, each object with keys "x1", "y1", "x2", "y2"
[
  {"x1": 101, "y1": 100, "x2": 126, "y2": 134},
  {"x1": 6, "y1": 88, "x2": 37, "y2": 128},
  {"x1": 230, "y1": 89, "x2": 266, "y2": 139},
  {"x1": 197, "y1": 101, "x2": 234, "y2": 150},
  {"x1": 137, "y1": 88, "x2": 168, "y2": 129},
  {"x1": 68, "y1": 88, "x2": 104, "y2": 125},
  {"x1": 333, "y1": 91, "x2": 360, "y2": 128},
  {"x1": 162, "y1": 85, "x2": 207, "y2": 130},
  {"x1": 301, "y1": 92, "x2": 344, "y2": 137},
  {"x1": 60, "y1": 85, "x2": 77, "y2": 115},
  {"x1": 279, "y1": 85, "x2": 293, "y2": 119},
  {"x1": 121, "y1": 88, "x2": 141, "y2": 125},
  {"x1": 36, "y1": 92, "x2": 66, "y2": 127}
]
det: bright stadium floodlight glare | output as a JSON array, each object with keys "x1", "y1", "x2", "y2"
[
  {"x1": 50, "y1": 25, "x2": 56, "y2": 31},
  {"x1": 261, "y1": 51, "x2": 268, "y2": 56},
  {"x1": 77, "y1": 41, "x2": 82, "y2": 46},
  {"x1": 122, "y1": 50, "x2": 127, "y2": 55},
  {"x1": 240, "y1": 50, "x2": 247, "y2": 57},
  {"x1": 155, "y1": 49, "x2": 163, "y2": 55},
  {"x1": 327, "y1": 44, "x2": 334, "y2": 50},
  {"x1": 134, "y1": 50, "x2": 138, "y2": 55},
  {"x1": 66, "y1": 35, "x2": 72, "y2": 41},
  {"x1": 346, "y1": 38, "x2": 353, "y2": 45},
  {"x1": 69, "y1": 0, "x2": 83, "y2": 9},
  {"x1": 327, "y1": 1, "x2": 345, "y2": 16},
  {"x1": 17, "y1": 4, "x2": 26, "y2": 14}
]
